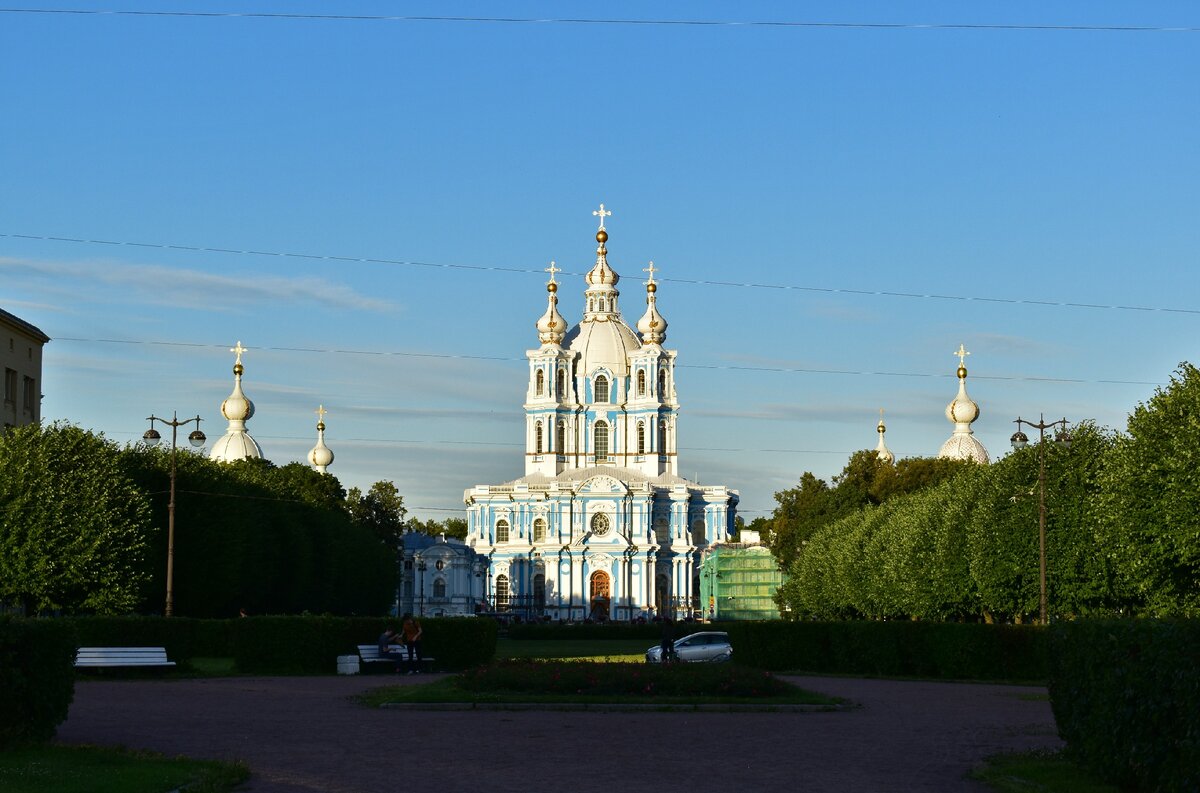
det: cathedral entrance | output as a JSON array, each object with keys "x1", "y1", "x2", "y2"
[{"x1": 589, "y1": 571, "x2": 610, "y2": 621}]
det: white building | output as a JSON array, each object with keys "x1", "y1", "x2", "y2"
[{"x1": 464, "y1": 207, "x2": 739, "y2": 621}]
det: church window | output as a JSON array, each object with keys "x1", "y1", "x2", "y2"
[
  {"x1": 591, "y1": 512, "x2": 610, "y2": 537},
  {"x1": 495, "y1": 575, "x2": 510, "y2": 610},
  {"x1": 533, "y1": 518, "x2": 546, "y2": 543},
  {"x1": 433, "y1": 578, "x2": 446, "y2": 599},
  {"x1": 594, "y1": 374, "x2": 609, "y2": 403},
  {"x1": 654, "y1": 517, "x2": 669, "y2": 544},
  {"x1": 496, "y1": 519, "x2": 510, "y2": 544},
  {"x1": 637, "y1": 370, "x2": 646, "y2": 396},
  {"x1": 692, "y1": 520, "x2": 706, "y2": 546},
  {"x1": 536, "y1": 369, "x2": 544, "y2": 396},
  {"x1": 637, "y1": 421, "x2": 646, "y2": 454},
  {"x1": 556, "y1": 419, "x2": 566, "y2": 453},
  {"x1": 535, "y1": 421, "x2": 543, "y2": 454},
  {"x1": 534, "y1": 574, "x2": 546, "y2": 608},
  {"x1": 659, "y1": 370, "x2": 667, "y2": 398},
  {"x1": 658, "y1": 419, "x2": 668, "y2": 453},
  {"x1": 594, "y1": 421, "x2": 609, "y2": 459},
  {"x1": 556, "y1": 369, "x2": 565, "y2": 398}
]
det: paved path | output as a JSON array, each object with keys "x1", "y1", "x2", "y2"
[{"x1": 56, "y1": 674, "x2": 1061, "y2": 793}]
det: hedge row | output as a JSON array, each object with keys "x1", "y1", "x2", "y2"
[
  {"x1": 54, "y1": 615, "x2": 498, "y2": 674},
  {"x1": 1049, "y1": 620, "x2": 1199, "y2": 793},
  {"x1": 0, "y1": 616, "x2": 77, "y2": 745},
  {"x1": 505, "y1": 623, "x2": 679, "y2": 641},
  {"x1": 724, "y1": 621, "x2": 1047, "y2": 680}
]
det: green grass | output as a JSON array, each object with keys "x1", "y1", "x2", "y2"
[
  {"x1": 495, "y1": 637, "x2": 651, "y2": 662},
  {"x1": 0, "y1": 744, "x2": 249, "y2": 793},
  {"x1": 361, "y1": 660, "x2": 841, "y2": 708},
  {"x1": 971, "y1": 750, "x2": 1120, "y2": 793}
]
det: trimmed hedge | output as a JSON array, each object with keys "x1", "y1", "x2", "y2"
[
  {"x1": 60, "y1": 616, "x2": 233, "y2": 669},
  {"x1": 724, "y1": 621, "x2": 1047, "y2": 680},
  {"x1": 231, "y1": 616, "x2": 497, "y2": 674},
  {"x1": 505, "y1": 623, "x2": 687, "y2": 641},
  {"x1": 1049, "y1": 619, "x2": 1200, "y2": 793},
  {"x1": 0, "y1": 616, "x2": 77, "y2": 745}
]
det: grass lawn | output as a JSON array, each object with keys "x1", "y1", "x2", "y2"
[
  {"x1": 495, "y1": 637, "x2": 650, "y2": 662},
  {"x1": 0, "y1": 744, "x2": 248, "y2": 793},
  {"x1": 972, "y1": 750, "x2": 1119, "y2": 793},
  {"x1": 361, "y1": 659, "x2": 842, "y2": 708}
]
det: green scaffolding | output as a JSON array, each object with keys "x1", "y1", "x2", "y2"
[{"x1": 699, "y1": 544, "x2": 786, "y2": 621}]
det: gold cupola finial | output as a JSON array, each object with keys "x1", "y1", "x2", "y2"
[
  {"x1": 308, "y1": 404, "x2": 334, "y2": 473},
  {"x1": 536, "y1": 260, "x2": 568, "y2": 345},
  {"x1": 637, "y1": 260, "x2": 667, "y2": 344},
  {"x1": 584, "y1": 203, "x2": 620, "y2": 318},
  {"x1": 938, "y1": 343, "x2": 989, "y2": 463},
  {"x1": 875, "y1": 408, "x2": 895, "y2": 464}
]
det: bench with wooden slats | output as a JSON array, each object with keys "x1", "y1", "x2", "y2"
[
  {"x1": 75, "y1": 647, "x2": 176, "y2": 668},
  {"x1": 356, "y1": 644, "x2": 434, "y2": 671}
]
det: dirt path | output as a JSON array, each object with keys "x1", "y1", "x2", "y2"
[{"x1": 56, "y1": 673, "x2": 1061, "y2": 792}]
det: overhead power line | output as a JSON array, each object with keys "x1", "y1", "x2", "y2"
[
  {"x1": 52, "y1": 335, "x2": 1164, "y2": 386},
  {"x1": 0, "y1": 8, "x2": 1196, "y2": 33},
  {"x1": 6, "y1": 231, "x2": 1199, "y2": 317}
]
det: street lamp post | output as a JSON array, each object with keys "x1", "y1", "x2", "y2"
[
  {"x1": 416, "y1": 558, "x2": 427, "y2": 617},
  {"x1": 1011, "y1": 414, "x2": 1071, "y2": 626},
  {"x1": 143, "y1": 412, "x2": 206, "y2": 617}
]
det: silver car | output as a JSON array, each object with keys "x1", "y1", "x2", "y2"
[{"x1": 645, "y1": 631, "x2": 732, "y2": 663}]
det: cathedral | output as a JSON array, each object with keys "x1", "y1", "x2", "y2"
[{"x1": 464, "y1": 206, "x2": 739, "y2": 621}]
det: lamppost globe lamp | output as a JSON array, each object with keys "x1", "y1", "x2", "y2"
[
  {"x1": 1012, "y1": 414, "x2": 1071, "y2": 626},
  {"x1": 143, "y1": 427, "x2": 162, "y2": 446},
  {"x1": 145, "y1": 412, "x2": 205, "y2": 617},
  {"x1": 188, "y1": 429, "x2": 207, "y2": 447},
  {"x1": 1009, "y1": 430, "x2": 1029, "y2": 451}
]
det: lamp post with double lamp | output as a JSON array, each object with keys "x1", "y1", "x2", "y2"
[
  {"x1": 416, "y1": 558, "x2": 427, "y2": 617},
  {"x1": 1010, "y1": 414, "x2": 1071, "y2": 626},
  {"x1": 143, "y1": 413, "x2": 206, "y2": 617}
]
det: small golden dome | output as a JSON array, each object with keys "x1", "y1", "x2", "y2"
[
  {"x1": 647, "y1": 282, "x2": 657, "y2": 293},
  {"x1": 957, "y1": 366, "x2": 968, "y2": 379},
  {"x1": 547, "y1": 281, "x2": 558, "y2": 293},
  {"x1": 596, "y1": 229, "x2": 608, "y2": 244},
  {"x1": 317, "y1": 421, "x2": 326, "y2": 432},
  {"x1": 234, "y1": 363, "x2": 244, "y2": 376}
]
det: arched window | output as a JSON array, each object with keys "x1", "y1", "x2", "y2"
[
  {"x1": 556, "y1": 369, "x2": 565, "y2": 398},
  {"x1": 658, "y1": 419, "x2": 668, "y2": 453},
  {"x1": 556, "y1": 419, "x2": 566, "y2": 453},
  {"x1": 637, "y1": 370, "x2": 646, "y2": 396},
  {"x1": 536, "y1": 369, "x2": 544, "y2": 396},
  {"x1": 533, "y1": 518, "x2": 546, "y2": 543},
  {"x1": 594, "y1": 420, "x2": 609, "y2": 459},
  {"x1": 533, "y1": 574, "x2": 546, "y2": 608},
  {"x1": 496, "y1": 519, "x2": 510, "y2": 544},
  {"x1": 594, "y1": 374, "x2": 609, "y2": 403},
  {"x1": 535, "y1": 421, "x2": 543, "y2": 454},
  {"x1": 654, "y1": 517, "x2": 669, "y2": 544},
  {"x1": 658, "y1": 370, "x2": 667, "y2": 398},
  {"x1": 637, "y1": 421, "x2": 646, "y2": 454},
  {"x1": 495, "y1": 574, "x2": 510, "y2": 610},
  {"x1": 433, "y1": 578, "x2": 446, "y2": 599}
]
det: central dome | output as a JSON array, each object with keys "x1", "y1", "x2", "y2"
[{"x1": 563, "y1": 317, "x2": 642, "y2": 377}]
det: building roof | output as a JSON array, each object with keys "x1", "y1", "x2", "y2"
[{"x1": 0, "y1": 307, "x2": 50, "y2": 343}]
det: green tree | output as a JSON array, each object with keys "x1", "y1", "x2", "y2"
[
  {"x1": 1098, "y1": 363, "x2": 1200, "y2": 616},
  {"x1": 407, "y1": 515, "x2": 468, "y2": 541},
  {"x1": 0, "y1": 423, "x2": 151, "y2": 614},
  {"x1": 347, "y1": 481, "x2": 408, "y2": 552}
]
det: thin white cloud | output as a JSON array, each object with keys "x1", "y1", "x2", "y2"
[{"x1": 0, "y1": 256, "x2": 394, "y2": 313}]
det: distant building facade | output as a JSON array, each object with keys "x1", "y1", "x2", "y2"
[
  {"x1": 398, "y1": 531, "x2": 486, "y2": 617},
  {"x1": 0, "y1": 307, "x2": 50, "y2": 431},
  {"x1": 698, "y1": 530, "x2": 786, "y2": 621},
  {"x1": 464, "y1": 208, "x2": 739, "y2": 621}
]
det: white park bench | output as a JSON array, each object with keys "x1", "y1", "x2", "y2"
[
  {"x1": 356, "y1": 644, "x2": 434, "y2": 672},
  {"x1": 75, "y1": 647, "x2": 176, "y2": 668}
]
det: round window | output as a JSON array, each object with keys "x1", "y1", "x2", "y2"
[
  {"x1": 591, "y1": 513, "x2": 610, "y2": 537},
  {"x1": 435, "y1": 560, "x2": 445, "y2": 571}
]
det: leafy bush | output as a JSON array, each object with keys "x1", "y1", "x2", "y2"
[
  {"x1": 726, "y1": 621, "x2": 1047, "y2": 680},
  {"x1": 0, "y1": 617, "x2": 77, "y2": 745},
  {"x1": 231, "y1": 616, "x2": 496, "y2": 673},
  {"x1": 1049, "y1": 619, "x2": 1200, "y2": 793}
]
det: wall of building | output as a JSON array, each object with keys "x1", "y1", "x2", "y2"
[{"x1": 0, "y1": 308, "x2": 49, "y2": 431}]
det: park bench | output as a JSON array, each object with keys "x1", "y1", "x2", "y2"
[
  {"x1": 356, "y1": 644, "x2": 435, "y2": 673},
  {"x1": 75, "y1": 647, "x2": 176, "y2": 669}
]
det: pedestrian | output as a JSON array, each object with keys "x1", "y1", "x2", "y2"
[
  {"x1": 401, "y1": 613, "x2": 423, "y2": 674},
  {"x1": 377, "y1": 625, "x2": 406, "y2": 673}
]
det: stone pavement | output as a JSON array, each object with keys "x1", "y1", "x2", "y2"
[{"x1": 56, "y1": 673, "x2": 1061, "y2": 793}]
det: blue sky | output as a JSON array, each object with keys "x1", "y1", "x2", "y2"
[{"x1": 2, "y1": 2, "x2": 1198, "y2": 520}]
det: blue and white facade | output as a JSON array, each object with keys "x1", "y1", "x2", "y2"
[{"x1": 465, "y1": 210, "x2": 739, "y2": 621}]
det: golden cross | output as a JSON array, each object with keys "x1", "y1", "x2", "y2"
[
  {"x1": 954, "y1": 343, "x2": 970, "y2": 368},
  {"x1": 316, "y1": 405, "x2": 327, "y2": 422},
  {"x1": 545, "y1": 261, "x2": 560, "y2": 282},
  {"x1": 231, "y1": 340, "x2": 248, "y2": 366},
  {"x1": 592, "y1": 202, "x2": 611, "y2": 230},
  {"x1": 643, "y1": 261, "x2": 657, "y2": 283}
]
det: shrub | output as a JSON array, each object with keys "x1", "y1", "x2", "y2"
[
  {"x1": 0, "y1": 617, "x2": 77, "y2": 745},
  {"x1": 231, "y1": 616, "x2": 497, "y2": 673},
  {"x1": 60, "y1": 616, "x2": 234, "y2": 669},
  {"x1": 726, "y1": 621, "x2": 1047, "y2": 680},
  {"x1": 1048, "y1": 619, "x2": 1200, "y2": 792}
]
